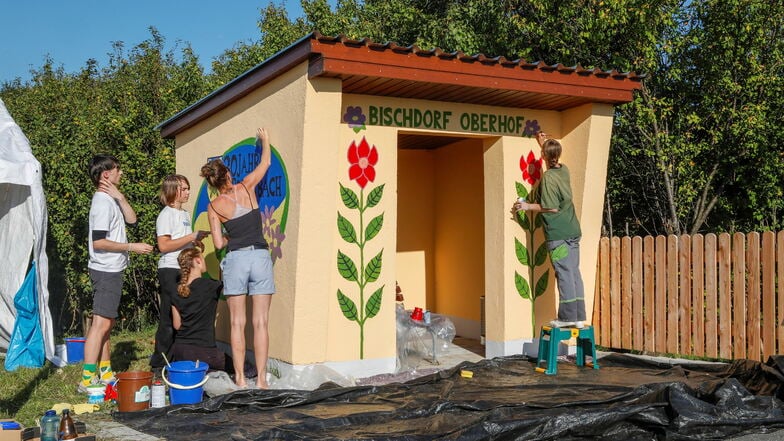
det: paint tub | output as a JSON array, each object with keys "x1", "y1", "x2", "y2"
[
  {"x1": 116, "y1": 371, "x2": 153, "y2": 412},
  {"x1": 163, "y1": 361, "x2": 210, "y2": 405},
  {"x1": 64, "y1": 337, "x2": 85, "y2": 364},
  {"x1": 86, "y1": 384, "x2": 105, "y2": 404}
]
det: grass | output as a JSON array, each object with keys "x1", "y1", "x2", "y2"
[{"x1": 0, "y1": 325, "x2": 157, "y2": 428}]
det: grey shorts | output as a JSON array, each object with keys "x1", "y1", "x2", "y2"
[
  {"x1": 220, "y1": 248, "x2": 275, "y2": 296},
  {"x1": 89, "y1": 269, "x2": 123, "y2": 319}
]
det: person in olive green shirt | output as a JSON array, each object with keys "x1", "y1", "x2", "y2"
[{"x1": 515, "y1": 131, "x2": 586, "y2": 328}]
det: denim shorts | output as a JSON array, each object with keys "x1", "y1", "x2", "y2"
[{"x1": 220, "y1": 248, "x2": 275, "y2": 295}]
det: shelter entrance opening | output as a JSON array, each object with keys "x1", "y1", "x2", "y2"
[{"x1": 396, "y1": 132, "x2": 485, "y2": 351}]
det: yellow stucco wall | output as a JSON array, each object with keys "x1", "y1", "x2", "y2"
[
  {"x1": 172, "y1": 65, "x2": 616, "y2": 370},
  {"x1": 326, "y1": 123, "x2": 399, "y2": 363},
  {"x1": 561, "y1": 103, "x2": 615, "y2": 327},
  {"x1": 175, "y1": 63, "x2": 312, "y2": 364}
]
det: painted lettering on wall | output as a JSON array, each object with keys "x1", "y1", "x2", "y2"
[
  {"x1": 193, "y1": 138, "x2": 290, "y2": 277},
  {"x1": 349, "y1": 105, "x2": 538, "y2": 136},
  {"x1": 368, "y1": 106, "x2": 453, "y2": 130}
]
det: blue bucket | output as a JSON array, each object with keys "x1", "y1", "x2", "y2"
[
  {"x1": 65, "y1": 337, "x2": 85, "y2": 364},
  {"x1": 163, "y1": 361, "x2": 209, "y2": 405}
]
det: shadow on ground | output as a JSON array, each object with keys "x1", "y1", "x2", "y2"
[{"x1": 0, "y1": 363, "x2": 56, "y2": 417}]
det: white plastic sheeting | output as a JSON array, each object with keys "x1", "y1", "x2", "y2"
[{"x1": 0, "y1": 98, "x2": 54, "y2": 363}]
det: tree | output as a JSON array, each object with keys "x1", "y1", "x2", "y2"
[
  {"x1": 1, "y1": 28, "x2": 211, "y2": 332},
  {"x1": 3, "y1": 0, "x2": 780, "y2": 335},
  {"x1": 607, "y1": 0, "x2": 784, "y2": 236}
]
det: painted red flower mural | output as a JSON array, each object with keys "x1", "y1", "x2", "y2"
[
  {"x1": 340, "y1": 136, "x2": 385, "y2": 359},
  {"x1": 520, "y1": 150, "x2": 542, "y2": 185},
  {"x1": 348, "y1": 137, "x2": 378, "y2": 189}
]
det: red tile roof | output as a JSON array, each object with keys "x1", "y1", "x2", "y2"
[{"x1": 159, "y1": 32, "x2": 643, "y2": 139}]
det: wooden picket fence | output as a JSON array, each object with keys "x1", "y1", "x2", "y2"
[{"x1": 593, "y1": 231, "x2": 784, "y2": 361}]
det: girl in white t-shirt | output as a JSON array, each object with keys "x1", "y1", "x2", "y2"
[{"x1": 150, "y1": 174, "x2": 208, "y2": 370}]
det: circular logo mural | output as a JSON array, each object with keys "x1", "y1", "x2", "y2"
[{"x1": 192, "y1": 137, "x2": 289, "y2": 278}]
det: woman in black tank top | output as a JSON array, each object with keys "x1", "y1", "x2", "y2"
[{"x1": 199, "y1": 127, "x2": 275, "y2": 389}]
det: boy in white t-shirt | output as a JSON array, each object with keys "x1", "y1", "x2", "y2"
[{"x1": 81, "y1": 155, "x2": 153, "y2": 392}]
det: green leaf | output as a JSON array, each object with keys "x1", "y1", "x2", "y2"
[
  {"x1": 515, "y1": 182, "x2": 529, "y2": 200},
  {"x1": 517, "y1": 211, "x2": 530, "y2": 230},
  {"x1": 340, "y1": 183, "x2": 359, "y2": 209},
  {"x1": 365, "y1": 213, "x2": 384, "y2": 241},
  {"x1": 365, "y1": 249, "x2": 383, "y2": 283},
  {"x1": 535, "y1": 242, "x2": 548, "y2": 266},
  {"x1": 337, "y1": 213, "x2": 357, "y2": 244},
  {"x1": 365, "y1": 286, "x2": 384, "y2": 319},
  {"x1": 515, "y1": 271, "x2": 531, "y2": 300},
  {"x1": 550, "y1": 244, "x2": 569, "y2": 262},
  {"x1": 337, "y1": 290, "x2": 359, "y2": 322},
  {"x1": 337, "y1": 250, "x2": 358, "y2": 281},
  {"x1": 514, "y1": 238, "x2": 530, "y2": 266},
  {"x1": 535, "y1": 270, "x2": 550, "y2": 298},
  {"x1": 534, "y1": 213, "x2": 543, "y2": 229},
  {"x1": 366, "y1": 184, "x2": 385, "y2": 208}
]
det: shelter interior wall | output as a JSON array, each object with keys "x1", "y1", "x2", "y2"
[
  {"x1": 433, "y1": 139, "x2": 485, "y2": 325},
  {"x1": 396, "y1": 149, "x2": 435, "y2": 311}
]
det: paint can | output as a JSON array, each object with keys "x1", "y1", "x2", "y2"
[
  {"x1": 150, "y1": 379, "x2": 166, "y2": 408},
  {"x1": 86, "y1": 384, "x2": 105, "y2": 404}
]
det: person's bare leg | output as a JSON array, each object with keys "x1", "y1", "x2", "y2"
[
  {"x1": 251, "y1": 294, "x2": 272, "y2": 388},
  {"x1": 226, "y1": 295, "x2": 248, "y2": 387},
  {"x1": 100, "y1": 336, "x2": 111, "y2": 362},
  {"x1": 84, "y1": 315, "x2": 113, "y2": 366}
]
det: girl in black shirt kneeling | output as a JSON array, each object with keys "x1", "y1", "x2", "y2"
[{"x1": 171, "y1": 246, "x2": 229, "y2": 372}]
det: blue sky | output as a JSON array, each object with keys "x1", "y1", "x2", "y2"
[{"x1": 0, "y1": 0, "x2": 315, "y2": 84}]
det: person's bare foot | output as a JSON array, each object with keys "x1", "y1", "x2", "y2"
[
  {"x1": 234, "y1": 375, "x2": 247, "y2": 388},
  {"x1": 256, "y1": 380, "x2": 268, "y2": 389}
]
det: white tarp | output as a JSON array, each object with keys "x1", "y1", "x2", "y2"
[{"x1": 0, "y1": 97, "x2": 54, "y2": 362}]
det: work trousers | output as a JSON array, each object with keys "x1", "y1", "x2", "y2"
[{"x1": 547, "y1": 237, "x2": 586, "y2": 322}]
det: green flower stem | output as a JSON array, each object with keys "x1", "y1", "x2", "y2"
[
  {"x1": 526, "y1": 210, "x2": 536, "y2": 336},
  {"x1": 358, "y1": 187, "x2": 366, "y2": 358}
]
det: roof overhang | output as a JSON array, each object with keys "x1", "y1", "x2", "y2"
[{"x1": 158, "y1": 32, "x2": 643, "y2": 139}]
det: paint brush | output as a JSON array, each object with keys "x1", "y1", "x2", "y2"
[{"x1": 161, "y1": 352, "x2": 172, "y2": 368}]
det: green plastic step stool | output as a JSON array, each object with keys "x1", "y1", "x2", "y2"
[{"x1": 535, "y1": 325, "x2": 599, "y2": 375}]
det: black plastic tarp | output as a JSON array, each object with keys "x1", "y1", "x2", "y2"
[{"x1": 115, "y1": 354, "x2": 784, "y2": 440}]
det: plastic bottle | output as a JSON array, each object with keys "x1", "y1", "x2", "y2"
[
  {"x1": 40, "y1": 409, "x2": 59, "y2": 441},
  {"x1": 59, "y1": 409, "x2": 78, "y2": 440}
]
